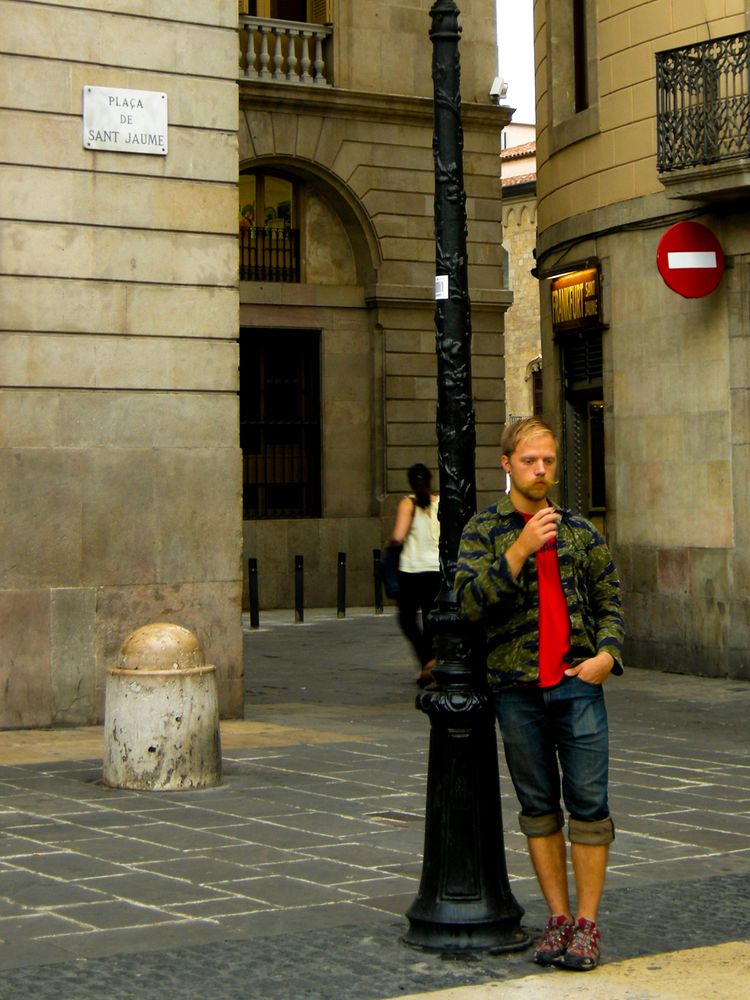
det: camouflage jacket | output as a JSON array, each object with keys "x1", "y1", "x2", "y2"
[{"x1": 455, "y1": 493, "x2": 624, "y2": 687}]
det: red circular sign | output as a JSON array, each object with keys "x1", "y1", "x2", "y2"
[{"x1": 656, "y1": 221, "x2": 725, "y2": 298}]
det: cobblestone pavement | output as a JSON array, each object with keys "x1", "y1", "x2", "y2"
[{"x1": 0, "y1": 609, "x2": 748, "y2": 999}]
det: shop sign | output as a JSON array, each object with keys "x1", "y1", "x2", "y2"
[
  {"x1": 550, "y1": 266, "x2": 600, "y2": 333},
  {"x1": 83, "y1": 86, "x2": 168, "y2": 155}
]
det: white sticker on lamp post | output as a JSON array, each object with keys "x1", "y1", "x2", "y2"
[
  {"x1": 83, "y1": 86, "x2": 168, "y2": 155},
  {"x1": 435, "y1": 275, "x2": 449, "y2": 299}
]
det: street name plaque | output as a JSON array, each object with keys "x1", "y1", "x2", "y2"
[{"x1": 83, "y1": 86, "x2": 168, "y2": 155}]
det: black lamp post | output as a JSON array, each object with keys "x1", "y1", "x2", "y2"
[{"x1": 403, "y1": 0, "x2": 529, "y2": 953}]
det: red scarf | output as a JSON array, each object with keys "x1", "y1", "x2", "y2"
[{"x1": 520, "y1": 511, "x2": 570, "y2": 687}]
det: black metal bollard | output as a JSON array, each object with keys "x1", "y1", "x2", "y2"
[
  {"x1": 337, "y1": 551, "x2": 346, "y2": 618},
  {"x1": 373, "y1": 548, "x2": 384, "y2": 615},
  {"x1": 294, "y1": 555, "x2": 304, "y2": 623},
  {"x1": 248, "y1": 558, "x2": 260, "y2": 629}
]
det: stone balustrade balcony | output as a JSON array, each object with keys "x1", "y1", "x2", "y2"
[{"x1": 239, "y1": 15, "x2": 332, "y2": 86}]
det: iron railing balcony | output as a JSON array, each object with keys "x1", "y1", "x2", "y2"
[
  {"x1": 239, "y1": 225, "x2": 300, "y2": 282},
  {"x1": 239, "y1": 15, "x2": 332, "y2": 86},
  {"x1": 656, "y1": 32, "x2": 750, "y2": 198}
]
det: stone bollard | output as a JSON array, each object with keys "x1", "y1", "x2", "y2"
[{"x1": 103, "y1": 622, "x2": 222, "y2": 791}]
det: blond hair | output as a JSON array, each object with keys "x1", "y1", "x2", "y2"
[{"x1": 501, "y1": 417, "x2": 558, "y2": 459}]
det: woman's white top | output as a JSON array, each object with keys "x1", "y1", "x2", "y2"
[{"x1": 400, "y1": 495, "x2": 440, "y2": 573}]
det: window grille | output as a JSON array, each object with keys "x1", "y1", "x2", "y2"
[
  {"x1": 240, "y1": 330, "x2": 321, "y2": 519},
  {"x1": 561, "y1": 333, "x2": 605, "y2": 515},
  {"x1": 656, "y1": 32, "x2": 750, "y2": 171},
  {"x1": 239, "y1": 226, "x2": 300, "y2": 282},
  {"x1": 562, "y1": 334, "x2": 603, "y2": 389}
]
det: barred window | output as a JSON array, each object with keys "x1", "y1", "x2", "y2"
[
  {"x1": 561, "y1": 332, "x2": 605, "y2": 516},
  {"x1": 239, "y1": 171, "x2": 300, "y2": 283},
  {"x1": 240, "y1": 329, "x2": 321, "y2": 519}
]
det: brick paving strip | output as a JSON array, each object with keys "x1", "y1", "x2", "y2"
[
  {"x1": 0, "y1": 611, "x2": 748, "y2": 999},
  {"x1": 0, "y1": 719, "x2": 357, "y2": 766},
  {"x1": 393, "y1": 940, "x2": 750, "y2": 999}
]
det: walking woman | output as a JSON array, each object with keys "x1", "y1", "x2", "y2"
[{"x1": 389, "y1": 463, "x2": 441, "y2": 687}]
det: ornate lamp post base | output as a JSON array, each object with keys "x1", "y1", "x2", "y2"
[
  {"x1": 403, "y1": 705, "x2": 528, "y2": 950},
  {"x1": 403, "y1": 598, "x2": 529, "y2": 953}
]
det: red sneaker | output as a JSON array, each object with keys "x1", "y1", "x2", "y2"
[
  {"x1": 532, "y1": 914, "x2": 574, "y2": 965},
  {"x1": 560, "y1": 917, "x2": 601, "y2": 970}
]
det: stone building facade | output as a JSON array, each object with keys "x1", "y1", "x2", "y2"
[
  {"x1": 0, "y1": 0, "x2": 242, "y2": 727},
  {"x1": 500, "y1": 130, "x2": 540, "y2": 424},
  {"x1": 533, "y1": 0, "x2": 749, "y2": 678},
  {"x1": 0, "y1": 0, "x2": 510, "y2": 727},
  {"x1": 238, "y1": 1, "x2": 511, "y2": 609}
]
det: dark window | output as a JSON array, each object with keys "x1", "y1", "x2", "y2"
[
  {"x1": 531, "y1": 366, "x2": 544, "y2": 416},
  {"x1": 587, "y1": 400, "x2": 606, "y2": 511},
  {"x1": 242, "y1": 2, "x2": 309, "y2": 19},
  {"x1": 273, "y1": 1, "x2": 307, "y2": 19},
  {"x1": 561, "y1": 332, "x2": 605, "y2": 515},
  {"x1": 241, "y1": 329, "x2": 321, "y2": 519},
  {"x1": 573, "y1": 0, "x2": 589, "y2": 113}
]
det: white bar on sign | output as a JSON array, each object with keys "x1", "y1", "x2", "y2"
[{"x1": 667, "y1": 251, "x2": 717, "y2": 269}]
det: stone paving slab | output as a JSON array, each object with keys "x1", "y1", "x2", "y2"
[
  {"x1": 0, "y1": 874, "x2": 748, "y2": 999},
  {"x1": 0, "y1": 609, "x2": 748, "y2": 998}
]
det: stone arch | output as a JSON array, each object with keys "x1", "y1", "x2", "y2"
[
  {"x1": 239, "y1": 154, "x2": 382, "y2": 287},
  {"x1": 504, "y1": 205, "x2": 519, "y2": 229},
  {"x1": 520, "y1": 204, "x2": 533, "y2": 227}
]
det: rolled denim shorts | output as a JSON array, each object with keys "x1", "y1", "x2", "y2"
[{"x1": 494, "y1": 675, "x2": 613, "y2": 843}]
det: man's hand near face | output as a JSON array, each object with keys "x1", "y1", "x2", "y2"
[{"x1": 505, "y1": 507, "x2": 561, "y2": 579}]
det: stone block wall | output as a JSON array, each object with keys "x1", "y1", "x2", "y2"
[
  {"x1": 333, "y1": 0, "x2": 499, "y2": 104},
  {"x1": 0, "y1": 0, "x2": 243, "y2": 725},
  {"x1": 534, "y1": 1, "x2": 750, "y2": 679},
  {"x1": 536, "y1": 0, "x2": 748, "y2": 231},
  {"x1": 534, "y1": 222, "x2": 750, "y2": 679},
  {"x1": 502, "y1": 194, "x2": 540, "y2": 420},
  {"x1": 552, "y1": 214, "x2": 749, "y2": 680},
  {"x1": 239, "y1": 74, "x2": 511, "y2": 608}
]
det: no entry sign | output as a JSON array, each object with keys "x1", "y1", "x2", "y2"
[{"x1": 656, "y1": 221, "x2": 724, "y2": 298}]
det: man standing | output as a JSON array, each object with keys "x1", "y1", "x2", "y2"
[{"x1": 454, "y1": 417, "x2": 624, "y2": 972}]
